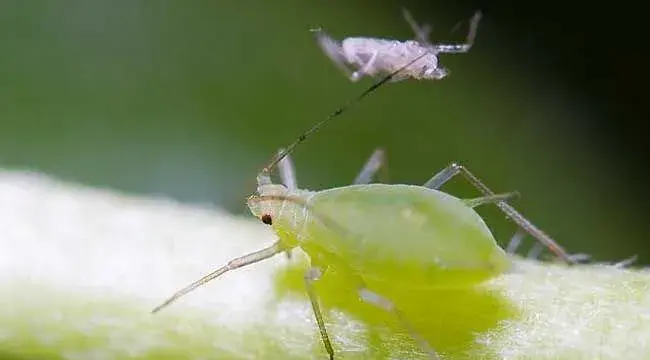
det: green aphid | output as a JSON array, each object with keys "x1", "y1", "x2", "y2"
[{"x1": 152, "y1": 53, "x2": 575, "y2": 360}]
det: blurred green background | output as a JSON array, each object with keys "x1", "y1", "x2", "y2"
[{"x1": 0, "y1": 1, "x2": 645, "y2": 264}]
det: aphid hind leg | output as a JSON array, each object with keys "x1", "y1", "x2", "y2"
[
  {"x1": 304, "y1": 267, "x2": 335, "y2": 360},
  {"x1": 151, "y1": 241, "x2": 284, "y2": 314},
  {"x1": 527, "y1": 241, "x2": 591, "y2": 263},
  {"x1": 353, "y1": 148, "x2": 389, "y2": 184},
  {"x1": 507, "y1": 228, "x2": 590, "y2": 262},
  {"x1": 423, "y1": 162, "x2": 575, "y2": 264},
  {"x1": 358, "y1": 288, "x2": 440, "y2": 359}
]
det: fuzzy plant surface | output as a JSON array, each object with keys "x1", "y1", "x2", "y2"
[{"x1": 0, "y1": 170, "x2": 648, "y2": 360}]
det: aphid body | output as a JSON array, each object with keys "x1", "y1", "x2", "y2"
[
  {"x1": 313, "y1": 9, "x2": 482, "y2": 82},
  {"x1": 242, "y1": 153, "x2": 524, "y2": 359},
  {"x1": 339, "y1": 38, "x2": 447, "y2": 80},
  {"x1": 249, "y1": 182, "x2": 511, "y2": 293}
]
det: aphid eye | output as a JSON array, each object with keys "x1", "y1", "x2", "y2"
[{"x1": 261, "y1": 214, "x2": 273, "y2": 225}]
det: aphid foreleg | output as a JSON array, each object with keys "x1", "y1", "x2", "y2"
[
  {"x1": 151, "y1": 241, "x2": 284, "y2": 313},
  {"x1": 402, "y1": 8, "x2": 433, "y2": 46},
  {"x1": 353, "y1": 148, "x2": 388, "y2": 184},
  {"x1": 304, "y1": 267, "x2": 335, "y2": 360},
  {"x1": 278, "y1": 148, "x2": 297, "y2": 191},
  {"x1": 312, "y1": 28, "x2": 356, "y2": 79},
  {"x1": 423, "y1": 162, "x2": 576, "y2": 264},
  {"x1": 350, "y1": 50, "x2": 379, "y2": 82},
  {"x1": 358, "y1": 288, "x2": 440, "y2": 360},
  {"x1": 277, "y1": 149, "x2": 298, "y2": 259},
  {"x1": 432, "y1": 11, "x2": 482, "y2": 54}
]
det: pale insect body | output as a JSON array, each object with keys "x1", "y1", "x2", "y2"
[
  {"x1": 341, "y1": 38, "x2": 445, "y2": 80},
  {"x1": 249, "y1": 183, "x2": 512, "y2": 292},
  {"x1": 152, "y1": 28, "x2": 575, "y2": 360},
  {"x1": 314, "y1": 9, "x2": 482, "y2": 82}
]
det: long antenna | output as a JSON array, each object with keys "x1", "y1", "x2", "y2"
[{"x1": 258, "y1": 51, "x2": 430, "y2": 183}]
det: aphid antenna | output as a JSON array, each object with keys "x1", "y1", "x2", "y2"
[
  {"x1": 257, "y1": 51, "x2": 431, "y2": 186},
  {"x1": 151, "y1": 193, "x2": 353, "y2": 314}
]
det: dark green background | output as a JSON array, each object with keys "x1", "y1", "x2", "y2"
[{"x1": 0, "y1": 1, "x2": 645, "y2": 263}]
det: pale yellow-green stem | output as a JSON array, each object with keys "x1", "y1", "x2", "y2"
[{"x1": 0, "y1": 171, "x2": 648, "y2": 360}]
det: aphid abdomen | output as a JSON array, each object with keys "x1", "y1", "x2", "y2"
[
  {"x1": 340, "y1": 38, "x2": 382, "y2": 72},
  {"x1": 303, "y1": 184, "x2": 511, "y2": 290},
  {"x1": 341, "y1": 37, "x2": 439, "y2": 80}
]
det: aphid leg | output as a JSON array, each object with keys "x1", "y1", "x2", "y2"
[
  {"x1": 423, "y1": 162, "x2": 575, "y2": 264},
  {"x1": 151, "y1": 241, "x2": 284, "y2": 313},
  {"x1": 505, "y1": 228, "x2": 527, "y2": 255},
  {"x1": 526, "y1": 242, "x2": 544, "y2": 260},
  {"x1": 568, "y1": 253, "x2": 591, "y2": 263},
  {"x1": 432, "y1": 10, "x2": 482, "y2": 54},
  {"x1": 358, "y1": 288, "x2": 440, "y2": 360},
  {"x1": 508, "y1": 228, "x2": 590, "y2": 262},
  {"x1": 350, "y1": 51, "x2": 379, "y2": 82},
  {"x1": 304, "y1": 267, "x2": 335, "y2": 360},
  {"x1": 402, "y1": 8, "x2": 433, "y2": 45},
  {"x1": 278, "y1": 148, "x2": 298, "y2": 191},
  {"x1": 312, "y1": 28, "x2": 356, "y2": 79},
  {"x1": 353, "y1": 148, "x2": 389, "y2": 184},
  {"x1": 277, "y1": 148, "x2": 298, "y2": 259},
  {"x1": 464, "y1": 191, "x2": 519, "y2": 208},
  {"x1": 613, "y1": 255, "x2": 637, "y2": 268}
]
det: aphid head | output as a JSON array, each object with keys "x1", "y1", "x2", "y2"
[
  {"x1": 247, "y1": 183, "x2": 289, "y2": 224},
  {"x1": 246, "y1": 185, "x2": 315, "y2": 248},
  {"x1": 421, "y1": 63, "x2": 449, "y2": 80}
]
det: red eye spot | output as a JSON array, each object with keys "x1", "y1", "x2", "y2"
[{"x1": 261, "y1": 214, "x2": 273, "y2": 225}]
